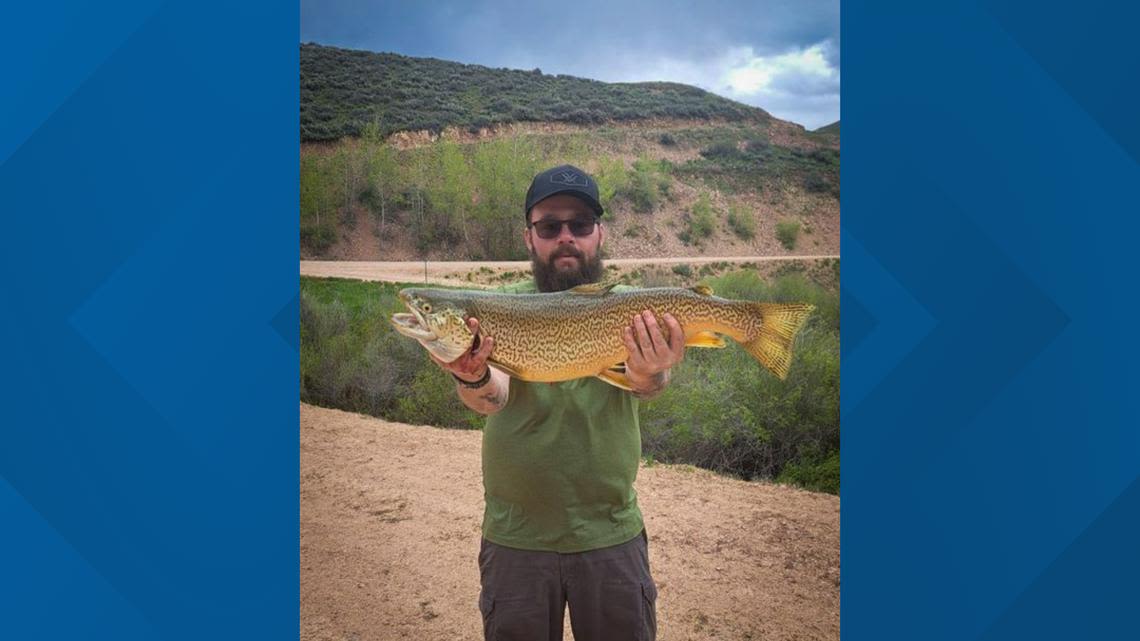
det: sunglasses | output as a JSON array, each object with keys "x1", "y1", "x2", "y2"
[{"x1": 528, "y1": 218, "x2": 597, "y2": 240}]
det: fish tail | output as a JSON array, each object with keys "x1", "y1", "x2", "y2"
[{"x1": 743, "y1": 303, "x2": 815, "y2": 380}]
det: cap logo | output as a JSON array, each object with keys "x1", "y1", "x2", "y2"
[{"x1": 550, "y1": 170, "x2": 589, "y2": 187}]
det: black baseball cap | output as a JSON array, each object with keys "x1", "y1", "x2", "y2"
[{"x1": 524, "y1": 164, "x2": 604, "y2": 221}]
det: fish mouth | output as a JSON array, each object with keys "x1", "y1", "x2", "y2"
[{"x1": 391, "y1": 292, "x2": 436, "y2": 341}]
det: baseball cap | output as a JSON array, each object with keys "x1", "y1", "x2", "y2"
[{"x1": 524, "y1": 164, "x2": 604, "y2": 221}]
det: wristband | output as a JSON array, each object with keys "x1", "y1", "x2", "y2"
[{"x1": 452, "y1": 367, "x2": 491, "y2": 389}]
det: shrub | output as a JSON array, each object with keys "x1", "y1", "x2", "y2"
[
  {"x1": 726, "y1": 204, "x2": 756, "y2": 240},
  {"x1": 778, "y1": 451, "x2": 840, "y2": 494},
  {"x1": 658, "y1": 132, "x2": 677, "y2": 146},
  {"x1": 299, "y1": 278, "x2": 481, "y2": 428},
  {"x1": 700, "y1": 142, "x2": 739, "y2": 160},
  {"x1": 626, "y1": 168, "x2": 659, "y2": 212},
  {"x1": 672, "y1": 263, "x2": 693, "y2": 278},
  {"x1": 640, "y1": 270, "x2": 839, "y2": 492},
  {"x1": 804, "y1": 172, "x2": 829, "y2": 193},
  {"x1": 622, "y1": 157, "x2": 670, "y2": 213},
  {"x1": 776, "y1": 220, "x2": 800, "y2": 250},
  {"x1": 689, "y1": 192, "x2": 717, "y2": 240},
  {"x1": 300, "y1": 225, "x2": 338, "y2": 253}
]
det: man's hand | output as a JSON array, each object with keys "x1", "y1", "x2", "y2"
[
  {"x1": 622, "y1": 310, "x2": 685, "y2": 399},
  {"x1": 428, "y1": 317, "x2": 509, "y2": 415},
  {"x1": 429, "y1": 318, "x2": 496, "y2": 383}
]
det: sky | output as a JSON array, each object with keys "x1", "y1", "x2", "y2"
[{"x1": 300, "y1": 0, "x2": 840, "y2": 130}]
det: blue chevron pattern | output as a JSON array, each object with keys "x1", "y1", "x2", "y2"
[
  {"x1": 0, "y1": 1, "x2": 298, "y2": 639},
  {"x1": 845, "y1": 1, "x2": 1140, "y2": 639}
]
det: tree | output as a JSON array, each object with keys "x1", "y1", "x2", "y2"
[{"x1": 361, "y1": 119, "x2": 398, "y2": 246}]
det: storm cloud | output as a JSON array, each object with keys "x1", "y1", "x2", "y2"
[{"x1": 301, "y1": 0, "x2": 840, "y2": 129}]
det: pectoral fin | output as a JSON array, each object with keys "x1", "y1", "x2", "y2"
[
  {"x1": 595, "y1": 366, "x2": 635, "y2": 391},
  {"x1": 685, "y1": 331, "x2": 727, "y2": 348},
  {"x1": 569, "y1": 282, "x2": 618, "y2": 296},
  {"x1": 690, "y1": 284, "x2": 714, "y2": 296}
]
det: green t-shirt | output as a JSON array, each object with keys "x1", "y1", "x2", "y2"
[{"x1": 481, "y1": 280, "x2": 644, "y2": 553}]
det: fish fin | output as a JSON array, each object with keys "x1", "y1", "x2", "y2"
[
  {"x1": 569, "y1": 282, "x2": 618, "y2": 296},
  {"x1": 595, "y1": 368, "x2": 635, "y2": 391},
  {"x1": 743, "y1": 303, "x2": 815, "y2": 379},
  {"x1": 685, "y1": 331, "x2": 727, "y2": 348},
  {"x1": 690, "y1": 284, "x2": 714, "y2": 296}
]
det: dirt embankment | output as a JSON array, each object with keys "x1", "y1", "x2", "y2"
[{"x1": 301, "y1": 403, "x2": 840, "y2": 641}]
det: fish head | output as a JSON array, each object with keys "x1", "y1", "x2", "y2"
[{"x1": 391, "y1": 288, "x2": 474, "y2": 363}]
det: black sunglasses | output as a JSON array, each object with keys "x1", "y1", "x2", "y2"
[{"x1": 528, "y1": 218, "x2": 597, "y2": 240}]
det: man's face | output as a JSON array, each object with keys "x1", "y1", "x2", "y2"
[{"x1": 525, "y1": 194, "x2": 605, "y2": 293}]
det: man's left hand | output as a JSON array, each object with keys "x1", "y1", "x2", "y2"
[{"x1": 622, "y1": 310, "x2": 686, "y2": 397}]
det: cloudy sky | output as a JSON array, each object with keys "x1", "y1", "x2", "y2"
[{"x1": 300, "y1": 0, "x2": 840, "y2": 130}]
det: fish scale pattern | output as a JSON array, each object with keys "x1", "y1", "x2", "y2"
[{"x1": 459, "y1": 288, "x2": 781, "y2": 381}]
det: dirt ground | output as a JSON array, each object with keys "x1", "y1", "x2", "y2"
[{"x1": 300, "y1": 403, "x2": 840, "y2": 641}]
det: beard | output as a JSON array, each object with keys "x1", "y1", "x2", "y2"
[{"x1": 530, "y1": 245, "x2": 604, "y2": 293}]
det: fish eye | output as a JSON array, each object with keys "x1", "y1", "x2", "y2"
[{"x1": 422, "y1": 303, "x2": 432, "y2": 313}]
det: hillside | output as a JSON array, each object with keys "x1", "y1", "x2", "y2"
[
  {"x1": 300, "y1": 43, "x2": 769, "y2": 141},
  {"x1": 299, "y1": 45, "x2": 840, "y2": 262},
  {"x1": 815, "y1": 121, "x2": 840, "y2": 134}
]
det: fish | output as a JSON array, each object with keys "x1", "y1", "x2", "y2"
[{"x1": 390, "y1": 283, "x2": 815, "y2": 390}]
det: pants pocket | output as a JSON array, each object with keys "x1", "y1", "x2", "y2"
[
  {"x1": 479, "y1": 591, "x2": 495, "y2": 639},
  {"x1": 641, "y1": 582, "x2": 658, "y2": 641},
  {"x1": 595, "y1": 580, "x2": 658, "y2": 641}
]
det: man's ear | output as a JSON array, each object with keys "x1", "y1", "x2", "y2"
[
  {"x1": 523, "y1": 226, "x2": 534, "y2": 254},
  {"x1": 597, "y1": 219, "x2": 605, "y2": 249}
]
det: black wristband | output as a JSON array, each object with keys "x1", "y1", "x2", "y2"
[{"x1": 452, "y1": 367, "x2": 491, "y2": 389}]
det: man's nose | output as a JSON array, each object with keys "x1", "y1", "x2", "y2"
[{"x1": 556, "y1": 222, "x2": 577, "y2": 242}]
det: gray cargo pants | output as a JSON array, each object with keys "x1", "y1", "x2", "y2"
[{"x1": 477, "y1": 530, "x2": 658, "y2": 641}]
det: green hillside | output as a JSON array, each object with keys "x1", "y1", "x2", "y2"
[
  {"x1": 299, "y1": 44, "x2": 839, "y2": 261},
  {"x1": 815, "y1": 121, "x2": 840, "y2": 134},
  {"x1": 300, "y1": 43, "x2": 770, "y2": 141}
]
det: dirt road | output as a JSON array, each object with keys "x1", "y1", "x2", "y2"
[
  {"x1": 300, "y1": 403, "x2": 840, "y2": 641},
  {"x1": 300, "y1": 256, "x2": 839, "y2": 288}
]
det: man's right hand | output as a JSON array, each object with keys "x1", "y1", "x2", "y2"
[
  {"x1": 428, "y1": 317, "x2": 508, "y2": 415},
  {"x1": 429, "y1": 317, "x2": 496, "y2": 383}
]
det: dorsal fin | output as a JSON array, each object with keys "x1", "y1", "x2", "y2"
[
  {"x1": 690, "y1": 284, "x2": 714, "y2": 296},
  {"x1": 569, "y1": 282, "x2": 618, "y2": 296}
]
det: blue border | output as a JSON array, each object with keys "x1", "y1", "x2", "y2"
[
  {"x1": 844, "y1": 1, "x2": 1140, "y2": 639},
  {"x1": 1, "y1": 1, "x2": 298, "y2": 638}
]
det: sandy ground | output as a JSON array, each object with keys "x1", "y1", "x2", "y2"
[
  {"x1": 301, "y1": 403, "x2": 840, "y2": 641},
  {"x1": 300, "y1": 256, "x2": 839, "y2": 288}
]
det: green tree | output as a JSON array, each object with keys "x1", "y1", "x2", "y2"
[
  {"x1": 432, "y1": 140, "x2": 475, "y2": 247},
  {"x1": 361, "y1": 120, "x2": 399, "y2": 245},
  {"x1": 471, "y1": 138, "x2": 537, "y2": 259}
]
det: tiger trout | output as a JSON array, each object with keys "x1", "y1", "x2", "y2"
[{"x1": 390, "y1": 283, "x2": 814, "y2": 390}]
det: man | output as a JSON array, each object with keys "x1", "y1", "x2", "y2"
[{"x1": 428, "y1": 164, "x2": 685, "y2": 640}]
